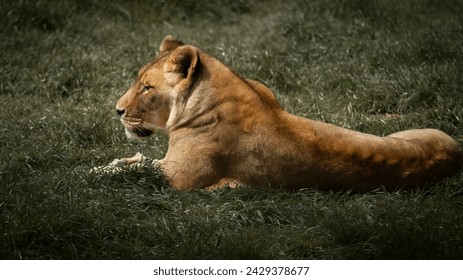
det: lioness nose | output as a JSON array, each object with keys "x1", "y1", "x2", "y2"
[{"x1": 116, "y1": 109, "x2": 125, "y2": 117}]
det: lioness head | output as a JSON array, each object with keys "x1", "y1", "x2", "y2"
[{"x1": 116, "y1": 35, "x2": 199, "y2": 138}]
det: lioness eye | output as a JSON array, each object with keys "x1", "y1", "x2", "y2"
[{"x1": 142, "y1": 85, "x2": 152, "y2": 94}]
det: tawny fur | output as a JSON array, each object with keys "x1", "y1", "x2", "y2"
[{"x1": 111, "y1": 35, "x2": 463, "y2": 191}]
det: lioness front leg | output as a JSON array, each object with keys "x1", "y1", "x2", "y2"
[
  {"x1": 109, "y1": 152, "x2": 145, "y2": 167},
  {"x1": 92, "y1": 152, "x2": 159, "y2": 174}
]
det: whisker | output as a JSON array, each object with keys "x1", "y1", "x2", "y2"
[
  {"x1": 120, "y1": 118, "x2": 162, "y2": 137},
  {"x1": 141, "y1": 121, "x2": 163, "y2": 130}
]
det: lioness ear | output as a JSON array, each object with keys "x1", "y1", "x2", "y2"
[
  {"x1": 164, "y1": 46, "x2": 200, "y2": 91},
  {"x1": 160, "y1": 35, "x2": 184, "y2": 53}
]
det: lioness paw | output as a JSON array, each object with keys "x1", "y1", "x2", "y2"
[
  {"x1": 109, "y1": 152, "x2": 145, "y2": 167},
  {"x1": 91, "y1": 152, "x2": 156, "y2": 175}
]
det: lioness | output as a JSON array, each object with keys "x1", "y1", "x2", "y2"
[{"x1": 106, "y1": 35, "x2": 462, "y2": 191}]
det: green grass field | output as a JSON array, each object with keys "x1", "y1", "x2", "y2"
[{"x1": 1, "y1": 0, "x2": 463, "y2": 259}]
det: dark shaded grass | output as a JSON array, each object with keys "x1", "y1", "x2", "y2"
[
  {"x1": 3, "y1": 171, "x2": 463, "y2": 259},
  {"x1": 1, "y1": 0, "x2": 463, "y2": 259}
]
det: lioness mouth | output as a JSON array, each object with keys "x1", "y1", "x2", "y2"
[
  {"x1": 122, "y1": 117, "x2": 142, "y2": 126},
  {"x1": 121, "y1": 117, "x2": 154, "y2": 138}
]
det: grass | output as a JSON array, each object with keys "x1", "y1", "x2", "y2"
[{"x1": 1, "y1": 0, "x2": 463, "y2": 259}]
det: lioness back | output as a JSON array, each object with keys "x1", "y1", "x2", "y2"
[{"x1": 262, "y1": 113, "x2": 463, "y2": 191}]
